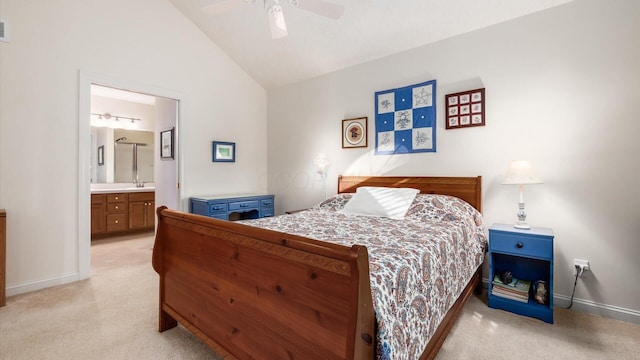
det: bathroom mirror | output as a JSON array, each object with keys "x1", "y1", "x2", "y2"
[{"x1": 91, "y1": 127, "x2": 154, "y2": 184}]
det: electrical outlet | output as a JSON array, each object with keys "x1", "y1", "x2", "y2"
[{"x1": 574, "y1": 258, "x2": 590, "y2": 275}]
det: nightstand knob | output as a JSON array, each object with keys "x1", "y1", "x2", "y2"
[{"x1": 516, "y1": 242, "x2": 523, "y2": 249}]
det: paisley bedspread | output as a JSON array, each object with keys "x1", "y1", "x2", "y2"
[{"x1": 243, "y1": 194, "x2": 486, "y2": 360}]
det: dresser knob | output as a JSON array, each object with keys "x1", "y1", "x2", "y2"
[
  {"x1": 115, "y1": 220, "x2": 119, "y2": 224},
  {"x1": 115, "y1": 206, "x2": 119, "y2": 210},
  {"x1": 516, "y1": 242, "x2": 523, "y2": 249}
]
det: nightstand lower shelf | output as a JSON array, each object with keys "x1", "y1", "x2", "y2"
[{"x1": 489, "y1": 293, "x2": 553, "y2": 323}]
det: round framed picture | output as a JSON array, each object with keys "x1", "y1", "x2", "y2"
[{"x1": 342, "y1": 117, "x2": 368, "y2": 148}]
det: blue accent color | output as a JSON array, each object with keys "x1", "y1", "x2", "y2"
[
  {"x1": 413, "y1": 107, "x2": 434, "y2": 128},
  {"x1": 375, "y1": 113, "x2": 394, "y2": 132},
  {"x1": 488, "y1": 224, "x2": 555, "y2": 324},
  {"x1": 190, "y1": 194, "x2": 275, "y2": 221},
  {"x1": 375, "y1": 79, "x2": 436, "y2": 155},
  {"x1": 394, "y1": 130, "x2": 412, "y2": 153},
  {"x1": 394, "y1": 88, "x2": 413, "y2": 111}
]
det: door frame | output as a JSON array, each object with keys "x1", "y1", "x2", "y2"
[{"x1": 78, "y1": 71, "x2": 184, "y2": 279}]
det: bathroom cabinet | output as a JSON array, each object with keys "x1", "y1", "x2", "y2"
[{"x1": 91, "y1": 191, "x2": 155, "y2": 238}]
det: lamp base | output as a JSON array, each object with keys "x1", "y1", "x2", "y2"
[{"x1": 514, "y1": 222, "x2": 531, "y2": 230}]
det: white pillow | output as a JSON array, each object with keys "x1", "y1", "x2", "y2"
[{"x1": 338, "y1": 186, "x2": 420, "y2": 219}]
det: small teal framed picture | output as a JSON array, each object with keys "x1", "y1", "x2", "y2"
[{"x1": 212, "y1": 141, "x2": 235, "y2": 162}]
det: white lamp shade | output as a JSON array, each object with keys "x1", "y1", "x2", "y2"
[{"x1": 502, "y1": 160, "x2": 543, "y2": 185}]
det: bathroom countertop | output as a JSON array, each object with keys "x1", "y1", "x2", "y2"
[{"x1": 90, "y1": 184, "x2": 155, "y2": 194}]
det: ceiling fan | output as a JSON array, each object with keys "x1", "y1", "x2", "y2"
[{"x1": 201, "y1": 0, "x2": 345, "y2": 39}]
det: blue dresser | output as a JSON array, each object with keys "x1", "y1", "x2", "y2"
[
  {"x1": 190, "y1": 194, "x2": 275, "y2": 221},
  {"x1": 488, "y1": 223, "x2": 554, "y2": 323}
]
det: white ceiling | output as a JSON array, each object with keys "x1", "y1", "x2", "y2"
[{"x1": 168, "y1": 0, "x2": 575, "y2": 89}]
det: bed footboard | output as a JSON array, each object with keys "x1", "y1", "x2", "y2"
[{"x1": 152, "y1": 207, "x2": 375, "y2": 359}]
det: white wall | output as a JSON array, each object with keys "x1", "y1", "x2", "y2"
[
  {"x1": 267, "y1": 0, "x2": 640, "y2": 321},
  {"x1": 155, "y1": 97, "x2": 179, "y2": 211},
  {"x1": 0, "y1": 0, "x2": 267, "y2": 294}
]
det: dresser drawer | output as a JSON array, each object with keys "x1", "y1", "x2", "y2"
[
  {"x1": 489, "y1": 231, "x2": 552, "y2": 260},
  {"x1": 106, "y1": 214, "x2": 127, "y2": 232},
  {"x1": 209, "y1": 214, "x2": 228, "y2": 220},
  {"x1": 208, "y1": 203, "x2": 228, "y2": 214},
  {"x1": 107, "y1": 203, "x2": 126, "y2": 213},
  {"x1": 229, "y1": 200, "x2": 259, "y2": 211},
  {"x1": 107, "y1": 193, "x2": 127, "y2": 203},
  {"x1": 261, "y1": 199, "x2": 274, "y2": 207},
  {"x1": 261, "y1": 208, "x2": 274, "y2": 218}
]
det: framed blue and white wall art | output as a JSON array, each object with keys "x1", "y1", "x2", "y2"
[
  {"x1": 375, "y1": 79, "x2": 436, "y2": 155},
  {"x1": 212, "y1": 141, "x2": 236, "y2": 162}
]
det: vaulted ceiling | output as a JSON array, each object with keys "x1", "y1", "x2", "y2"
[{"x1": 168, "y1": 0, "x2": 574, "y2": 89}]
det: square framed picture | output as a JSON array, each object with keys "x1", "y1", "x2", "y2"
[
  {"x1": 160, "y1": 128, "x2": 174, "y2": 159},
  {"x1": 212, "y1": 141, "x2": 235, "y2": 162},
  {"x1": 342, "y1": 117, "x2": 368, "y2": 148},
  {"x1": 445, "y1": 88, "x2": 485, "y2": 130}
]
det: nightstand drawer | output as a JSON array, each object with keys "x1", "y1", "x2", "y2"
[
  {"x1": 229, "y1": 200, "x2": 259, "y2": 211},
  {"x1": 490, "y1": 231, "x2": 552, "y2": 259}
]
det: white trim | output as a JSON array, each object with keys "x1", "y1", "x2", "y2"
[
  {"x1": 77, "y1": 70, "x2": 184, "y2": 280},
  {"x1": 554, "y1": 294, "x2": 640, "y2": 325},
  {"x1": 5, "y1": 273, "x2": 79, "y2": 297}
]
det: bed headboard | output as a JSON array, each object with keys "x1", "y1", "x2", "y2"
[{"x1": 337, "y1": 175, "x2": 482, "y2": 212}]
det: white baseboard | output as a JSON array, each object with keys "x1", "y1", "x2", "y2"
[
  {"x1": 5, "y1": 273, "x2": 80, "y2": 297},
  {"x1": 554, "y1": 294, "x2": 640, "y2": 325},
  {"x1": 482, "y1": 278, "x2": 640, "y2": 325}
]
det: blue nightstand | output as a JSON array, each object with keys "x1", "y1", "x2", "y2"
[{"x1": 488, "y1": 223, "x2": 554, "y2": 323}]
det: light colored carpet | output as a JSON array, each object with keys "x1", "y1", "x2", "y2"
[{"x1": 1, "y1": 233, "x2": 638, "y2": 359}]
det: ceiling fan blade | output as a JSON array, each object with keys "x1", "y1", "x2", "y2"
[
  {"x1": 292, "y1": 0, "x2": 344, "y2": 20},
  {"x1": 201, "y1": 0, "x2": 247, "y2": 16}
]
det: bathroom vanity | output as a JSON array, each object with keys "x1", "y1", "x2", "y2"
[{"x1": 91, "y1": 186, "x2": 155, "y2": 238}]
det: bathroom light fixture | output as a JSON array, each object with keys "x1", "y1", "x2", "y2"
[
  {"x1": 91, "y1": 112, "x2": 141, "y2": 123},
  {"x1": 502, "y1": 160, "x2": 543, "y2": 229}
]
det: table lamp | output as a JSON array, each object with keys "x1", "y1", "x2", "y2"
[{"x1": 502, "y1": 160, "x2": 543, "y2": 229}]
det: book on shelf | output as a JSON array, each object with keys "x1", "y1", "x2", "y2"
[
  {"x1": 493, "y1": 275, "x2": 531, "y2": 294},
  {"x1": 492, "y1": 287, "x2": 529, "y2": 303},
  {"x1": 492, "y1": 275, "x2": 531, "y2": 302}
]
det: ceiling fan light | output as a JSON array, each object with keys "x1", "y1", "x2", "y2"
[{"x1": 267, "y1": 4, "x2": 287, "y2": 39}]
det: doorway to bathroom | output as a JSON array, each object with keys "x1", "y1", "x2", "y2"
[{"x1": 78, "y1": 72, "x2": 182, "y2": 280}]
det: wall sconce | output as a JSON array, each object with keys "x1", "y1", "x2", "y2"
[
  {"x1": 502, "y1": 160, "x2": 543, "y2": 229},
  {"x1": 314, "y1": 153, "x2": 329, "y2": 179},
  {"x1": 314, "y1": 153, "x2": 329, "y2": 199}
]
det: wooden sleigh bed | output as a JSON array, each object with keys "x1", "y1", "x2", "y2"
[{"x1": 152, "y1": 176, "x2": 484, "y2": 359}]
